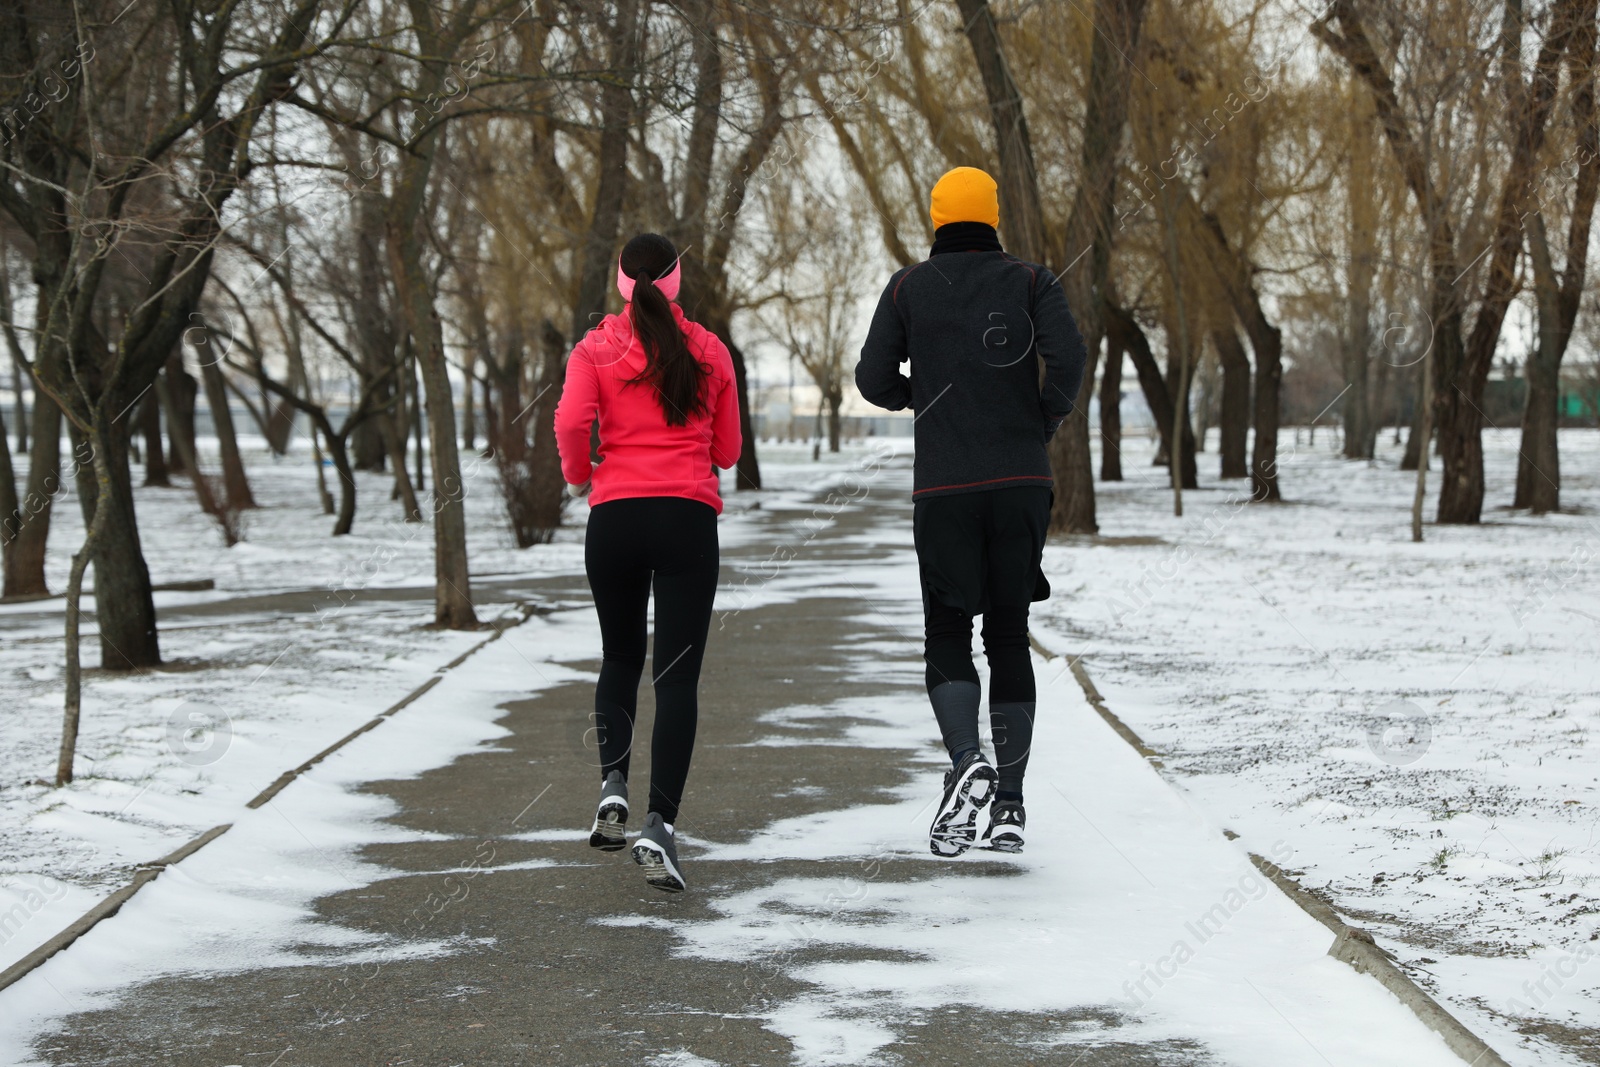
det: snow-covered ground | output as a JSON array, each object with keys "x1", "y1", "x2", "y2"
[
  {"x1": 3, "y1": 420, "x2": 1594, "y2": 1064},
  {"x1": 0, "y1": 435, "x2": 563, "y2": 974},
  {"x1": 635, "y1": 512, "x2": 1464, "y2": 1067},
  {"x1": 0, "y1": 447, "x2": 1467, "y2": 1066},
  {"x1": 1034, "y1": 427, "x2": 1600, "y2": 1064},
  {"x1": 0, "y1": 432, "x2": 866, "y2": 975}
]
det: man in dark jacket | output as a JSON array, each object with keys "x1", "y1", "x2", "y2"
[{"x1": 856, "y1": 165, "x2": 1087, "y2": 858}]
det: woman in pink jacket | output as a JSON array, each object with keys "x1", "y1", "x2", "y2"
[{"x1": 554, "y1": 232, "x2": 741, "y2": 893}]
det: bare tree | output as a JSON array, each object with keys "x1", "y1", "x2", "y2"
[
  {"x1": 765, "y1": 195, "x2": 869, "y2": 454},
  {"x1": 956, "y1": 0, "x2": 1151, "y2": 533},
  {"x1": 1518, "y1": 0, "x2": 1599, "y2": 513},
  {"x1": 1316, "y1": 0, "x2": 1585, "y2": 523},
  {"x1": 0, "y1": 0, "x2": 340, "y2": 782}
]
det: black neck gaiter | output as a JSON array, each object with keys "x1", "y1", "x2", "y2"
[{"x1": 930, "y1": 221, "x2": 1003, "y2": 255}]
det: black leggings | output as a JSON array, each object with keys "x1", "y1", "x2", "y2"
[
  {"x1": 585, "y1": 496, "x2": 719, "y2": 824},
  {"x1": 924, "y1": 600, "x2": 1034, "y2": 704}
]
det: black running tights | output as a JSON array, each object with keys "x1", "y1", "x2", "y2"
[
  {"x1": 923, "y1": 599, "x2": 1034, "y2": 704},
  {"x1": 585, "y1": 496, "x2": 719, "y2": 824},
  {"x1": 925, "y1": 599, "x2": 1036, "y2": 795}
]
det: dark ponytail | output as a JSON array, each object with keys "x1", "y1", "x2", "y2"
[{"x1": 620, "y1": 233, "x2": 707, "y2": 427}]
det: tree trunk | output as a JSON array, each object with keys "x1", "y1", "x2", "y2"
[
  {"x1": 1250, "y1": 320, "x2": 1284, "y2": 502},
  {"x1": 664, "y1": 1, "x2": 779, "y2": 493},
  {"x1": 954, "y1": 0, "x2": 1047, "y2": 264},
  {"x1": 157, "y1": 374, "x2": 237, "y2": 544},
  {"x1": 486, "y1": 350, "x2": 535, "y2": 548},
  {"x1": 1519, "y1": 219, "x2": 1566, "y2": 514},
  {"x1": 1107, "y1": 299, "x2": 1188, "y2": 484},
  {"x1": 351, "y1": 192, "x2": 393, "y2": 474},
  {"x1": 384, "y1": 407, "x2": 421, "y2": 519},
  {"x1": 526, "y1": 0, "x2": 638, "y2": 526},
  {"x1": 1215, "y1": 325, "x2": 1251, "y2": 478},
  {"x1": 461, "y1": 344, "x2": 476, "y2": 452},
  {"x1": 1184, "y1": 206, "x2": 1281, "y2": 499},
  {"x1": 1343, "y1": 103, "x2": 1377, "y2": 460},
  {"x1": 533, "y1": 323, "x2": 569, "y2": 531},
  {"x1": 3, "y1": 391, "x2": 61, "y2": 598},
  {"x1": 264, "y1": 397, "x2": 294, "y2": 456},
  {"x1": 570, "y1": 0, "x2": 638, "y2": 339},
  {"x1": 380, "y1": 6, "x2": 484, "y2": 630},
  {"x1": 411, "y1": 356, "x2": 426, "y2": 494},
  {"x1": 327, "y1": 428, "x2": 357, "y2": 536},
  {"x1": 1517, "y1": 342, "x2": 1560, "y2": 512},
  {"x1": 1515, "y1": 2, "x2": 1599, "y2": 511},
  {"x1": 311, "y1": 425, "x2": 334, "y2": 516},
  {"x1": 199, "y1": 357, "x2": 256, "y2": 509},
  {"x1": 409, "y1": 303, "x2": 476, "y2": 628},
  {"x1": 164, "y1": 357, "x2": 198, "y2": 476},
  {"x1": 1412, "y1": 342, "x2": 1434, "y2": 542},
  {"x1": 1049, "y1": 347, "x2": 1101, "y2": 533},
  {"x1": 958, "y1": 0, "x2": 1146, "y2": 535},
  {"x1": 0, "y1": 402, "x2": 15, "y2": 577},
  {"x1": 1099, "y1": 339, "x2": 1123, "y2": 481},
  {"x1": 1160, "y1": 229, "x2": 1197, "y2": 512},
  {"x1": 382, "y1": 357, "x2": 421, "y2": 521},
  {"x1": 1401, "y1": 361, "x2": 1426, "y2": 471},
  {"x1": 1319, "y1": 0, "x2": 1579, "y2": 522},
  {"x1": 351, "y1": 405, "x2": 387, "y2": 472},
  {"x1": 1171, "y1": 343, "x2": 1193, "y2": 514},
  {"x1": 10, "y1": 358, "x2": 24, "y2": 454},
  {"x1": 1054, "y1": 0, "x2": 1148, "y2": 532},
  {"x1": 388, "y1": 343, "x2": 409, "y2": 503},
  {"x1": 1158, "y1": 175, "x2": 1197, "y2": 518},
  {"x1": 1431, "y1": 329, "x2": 1481, "y2": 522},
  {"x1": 137, "y1": 390, "x2": 170, "y2": 487},
  {"x1": 727, "y1": 333, "x2": 762, "y2": 490},
  {"x1": 389, "y1": 188, "x2": 476, "y2": 626},
  {"x1": 1371, "y1": 354, "x2": 1393, "y2": 453},
  {"x1": 57, "y1": 417, "x2": 119, "y2": 785},
  {"x1": 1192, "y1": 348, "x2": 1216, "y2": 453},
  {"x1": 71, "y1": 416, "x2": 161, "y2": 669},
  {"x1": 827, "y1": 391, "x2": 842, "y2": 453}
]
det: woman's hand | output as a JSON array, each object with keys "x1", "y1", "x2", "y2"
[{"x1": 566, "y1": 481, "x2": 591, "y2": 498}]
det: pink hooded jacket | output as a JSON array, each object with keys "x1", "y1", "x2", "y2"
[{"x1": 554, "y1": 303, "x2": 742, "y2": 513}]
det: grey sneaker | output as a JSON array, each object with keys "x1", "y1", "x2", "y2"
[
  {"x1": 589, "y1": 770, "x2": 628, "y2": 851},
  {"x1": 929, "y1": 749, "x2": 998, "y2": 857},
  {"x1": 632, "y1": 812, "x2": 685, "y2": 893},
  {"x1": 981, "y1": 800, "x2": 1025, "y2": 853}
]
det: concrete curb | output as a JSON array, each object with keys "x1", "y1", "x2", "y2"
[
  {"x1": 1245, "y1": 850, "x2": 1511, "y2": 1067},
  {"x1": 245, "y1": 601, "x2": 539, "y2": 809},
  {"x1": 0, "y1": 824, "x2": 231, "y2": 994},
  {"x1": 1, "y1": 578, "x2": 216, "y2": 606},
  {"x1": 0, "y1": 603, "x2": 540, "y2": 997},
  {"x1": 1027, "y1": 633, "x2": 1513, "y2": 1067}
]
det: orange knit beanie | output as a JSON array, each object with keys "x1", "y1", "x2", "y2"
[{"x1": 929, "y1": 166, "x2": 1000, "y2": 229}]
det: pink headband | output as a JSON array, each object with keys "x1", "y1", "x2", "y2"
[{"x1": 616, "y1": 257, "x2": 681, "y2": 302}]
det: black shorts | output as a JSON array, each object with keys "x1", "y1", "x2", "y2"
[{"x1": 912, "y1": 486, "x2": 1052, "y2": 617}]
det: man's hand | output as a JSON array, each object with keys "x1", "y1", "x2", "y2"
[
  {"x1": 1045, "y1": 416, "x2": 1065, "y2": 442},
  {"x1": 566, "y1": 481, "x2": 591, "y2": 498}
]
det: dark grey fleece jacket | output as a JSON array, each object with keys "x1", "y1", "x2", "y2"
[{"x1": 855, "y1": 225, "x2": 1088, "y2": 500}]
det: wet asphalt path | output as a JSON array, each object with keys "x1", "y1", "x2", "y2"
[{"x1": 22, "y1": 469, "x2": 1216, "y2": 1067}]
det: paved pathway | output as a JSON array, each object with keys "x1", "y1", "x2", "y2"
[{"x1": 2, "y1": 460, "x2": 1465, "y2": 1066}]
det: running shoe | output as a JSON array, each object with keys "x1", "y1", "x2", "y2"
[
  {"x1": 632, "y1": 812, "x2": 686, "y2": 893},
  {"x1": 981, "y1": 800, "x2": 1025, "y2": 853},
  {"x1": 589, "y1": 770, "x2": 629, "y2": 851},
  {"x1": 929, "y1": 749, "x2": 998, "y2": 857}
]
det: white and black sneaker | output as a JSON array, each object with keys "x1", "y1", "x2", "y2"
[
  {"x1": 589, "y1": 770, "x2": 629, "y2": 851},
  {"x1": 632, "y1": 812, "x2": 686, "y2": 893},
  {"x1": 929, "y1": 749, "x2": 998, "y2": 857},
  {"x1": 982, "y1": 801, "x2": 1025, "y2": 853}
]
